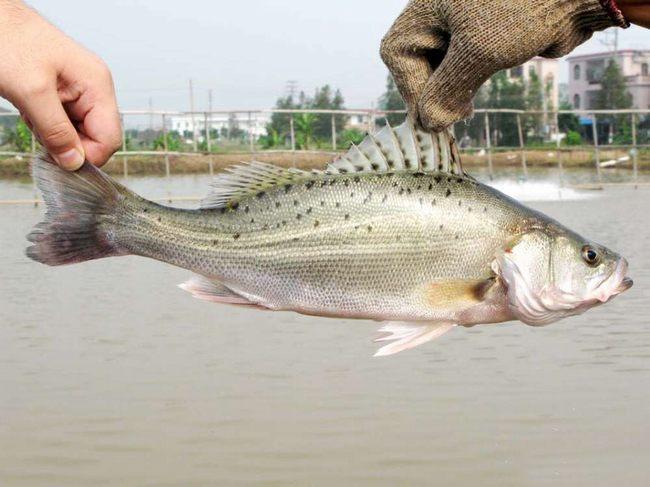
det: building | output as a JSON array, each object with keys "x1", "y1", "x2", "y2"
[
  {"x1": 567, "y1": 50, "x2": 650, "y2": 110},
  {"x1": 505, "y1": 57, "x2": 561, "y2": 110},
  {"x1": 168, "y1": 112, "x2": 270, "y2": 140}
]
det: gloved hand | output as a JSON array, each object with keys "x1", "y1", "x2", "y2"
[{"x1": 381, "y1": 0, "x2": 629, "y2": 131}]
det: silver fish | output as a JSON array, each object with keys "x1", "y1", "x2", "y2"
[{"x1": 27, "y1": 120, "x2": 633, "y2": 356}]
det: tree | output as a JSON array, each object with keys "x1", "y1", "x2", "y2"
[
  {"x1": 594, "y1": 60, "x2": 633, "y2": 144},
  {"x1": 294, "y1": 113, "x2": 316, "y2": 149},
  {"x1": 378, "y1": 74, "x2": 406, "y2": 126},
  {"x1": 311, "y1": 85, "x2": 346, "y2": 140},
  {"x1": 9, "y1": 119, "x2": 32, "y2": 152}
]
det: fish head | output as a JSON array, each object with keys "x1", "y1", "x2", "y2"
[{"x1": 495, "y1": 229, "x2": 632, "y2": 326}]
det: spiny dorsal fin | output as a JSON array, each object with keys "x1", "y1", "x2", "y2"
[
  {"x1": 327, "y1": 119, "x2": 464, "y2": 176},
  {"x1": 202, "y1": 119, "x2": 465, "y2": 209},
  {"x1": 201, "y1": 161, "x2": 307, "y2": 209}
]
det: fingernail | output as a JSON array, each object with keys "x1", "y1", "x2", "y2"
[{"x1": 54, "y1": 148, "x2": 85, "y2": 171}]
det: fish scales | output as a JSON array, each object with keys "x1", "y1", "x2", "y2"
[{"x1": 109, "y1": 171, "x2": 523, "y2": 321}]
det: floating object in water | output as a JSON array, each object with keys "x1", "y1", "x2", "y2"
[{"x1": 26, "y1": 120, "x2": 633, "y2": 356}]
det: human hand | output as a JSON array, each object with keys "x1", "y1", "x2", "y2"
[
  {"x1": 381, "y1": 0, "x2": 629, "y2": 132},
  {"x1": 0, "y1": 0, "x2": 121, "y2": 169}
]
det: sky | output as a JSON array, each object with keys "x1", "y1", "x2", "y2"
[{"x1": 1, "y1": 0, "x2": 648, "y2": 113}]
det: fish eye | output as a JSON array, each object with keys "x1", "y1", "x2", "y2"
[{"x1": 582, "y1": 245, "x2": 601, "y2": 266}]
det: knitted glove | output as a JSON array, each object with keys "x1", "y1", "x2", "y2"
[{"x1": 381, "y1": 0, "x2": 629, "y2": 131}]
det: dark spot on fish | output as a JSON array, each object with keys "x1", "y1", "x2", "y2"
[
  {"x1": 447, "y1": 177, "x2": 453, "y2": 183},
  {"x1": 367, "y1": 225, "x2": 373, "y2": 232},
  {"x1": 344, "y1": 179, "x2": 350, "y2": 187},
  {"x1": 231, "y1": 202, "x2": 239, "y2": 211},
  {"x1": 350, "y1": 192, "x2": 355, "y2": 198},
  {"x1": 455, "y1": 234, "x2": 459, "y2": 240},
  {"x1": 354, "y1": 225, "x2": 360, "y2": 230},
  {"x1": 157, "y1": 216, "x2": 162, "y2": 222},
  {"x1": 233, "y1": 233, "x2": 241, "y2": 240},
  {"x1": 445, "y1": 189, "x2": 452, "y2": 198},
  {"x1": 371, "y1": 163, "x2": 380, "y2": 171},
  {"x1": 314, "y1": 220, "x2": 320, "y2": 228},
  {"x1": 282, "y1": 220, "x2": 287, "y2": 226},
  {"x1": 284, "y1": 184, "x2": 293, "y2": 194},
  {"x1": 336, "y1": 202, "x2": 341, "y2": 208},
  {"x1": 404, "y1": 158, "x2": 411, "y2": 166},
  {"x1": 263, "y1": 224, "x2": 269, "y2": 230},
  {"x1": 329, "y1": 179, "x2": 336, "y2": 186},
  {"x1": 458, "y1": 200, "x2": 462, "y2": 207},
  {"x1": 353, "y1": 176, "x2": 361, "y2": 183},
  {"x1": 256, "y1": 191, "x2": 265, "y2": 199},
  {"x1": 439, "y1": 224, "x2": 444, "y2": 231},
  {"x1": 406, "y1": 188, "x2": 412, "y2": 195},
  {"x1": 387, "y1": 160, "x2": 394, "y2": 168},
  {"x1": 382, "y1": 195, "x2": 388, "y2": 203},
  {"x1": 393, "y1": 182, "x2": 399, "y2": 188},
  {"x1": 296, "y1": 213, "x2": 302, "y2": 220},
  {"x1": 419, "y1": 198, "x2": 424, "y2": 206},
  {"x1": 143, "y1": 208, "x2": 148, "y2": 213},
  {"x1": 434, "y1": 176, "x2": 442, "y2": 184},
  {"x1": 398, "y1": 188, "x2": 405, "y2": 195},
  {"x1": 416, "y1": 134, "x2": 423, "y2": 143},
  {"x1": 428, "y1": 183, "x2": 434, "y2": 191},
  {"x1": 306, "y1": 207, "x2": 313, "y2": 214},
  {"x1": 484, "y1": 207, "x2": 488, "y2": 213},
  {"x1": 275, "y1": 202, "x2": 281, "y2": 209},
  {"x1": 457, "y1": 178, "x2": 463, "y2": 184},
  {"x1": 293, "y1": 237, "x2": 300, "y2": 242},
  {"x1": 276, "y1": 223, "x2": 281, "y2": 229},
  {"x1": 468, "y1": 207, "x2": 472, "y2": 212},
  {"x1": 432, "y1": 199, "x2": 437, "y2": 206},
  {"x1": 305, "y1": 181, "x2": 315, "y2": 190},
  {"x1": 339, "y1": 168, "x2": 348, "y2": 174},
  {"x1": 344, "y1": 214, "x2": 350, "y2": 220},
  {"x1": 293, "y1": 200, "x2": 299, "y2": 207},
  {"x1": 245, "y1": 206, "x2": 250, "y2": 213},
  {"x1": 213, "y1": 240, "x2": 218, "y2": 245},
  {"x1": 250, "y1": 218, "x2": 255, "y2": 224},
  {"x1": 219, "y1": 208, "x2": 227, "y2": 215},
  {"x1": 320, "y1": 201, "x2": 326, "y2": 207},
  {"x1": 396, "y1": 235, "x2": 401, "y2": 242},
  {"x1": 438, "y1": 163, "x2": 443, "y2": 171}
]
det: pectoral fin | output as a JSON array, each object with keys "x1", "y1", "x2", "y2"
[
  {"x1": 425, "y1": 279, "x2": 496, "y2": 310},
  {"x1": 373, "y1": 322, "x2": 455, "y2": 357}
]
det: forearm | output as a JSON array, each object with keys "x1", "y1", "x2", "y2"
[{"x1": 618, "y1": 0, "x2": 650, "y2": 27}]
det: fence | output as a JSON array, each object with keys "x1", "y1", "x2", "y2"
[{"x1": 1, "y1": 107, "x2": 648, "y2": 186}]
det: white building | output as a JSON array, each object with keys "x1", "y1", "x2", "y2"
[
  {"x1": 169, "y1": 113, "x2": 270, "y2": 139},
  {"x1": 505, "y1": 57, "x2": 561, "y2": 110},
  {"x1": 567, "y1": 50, "x2": 650, "y2": 110}
]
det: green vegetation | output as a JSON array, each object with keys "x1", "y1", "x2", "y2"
[
  {"x1": 9, "y1": 119, "x2": 33, "y2": 152},
  {"x1": 377, "y1": 74, "x2": 406, "y2": 127},
  {"x1": 266, "y1": 85, "x2": 348, "y2": 149}
]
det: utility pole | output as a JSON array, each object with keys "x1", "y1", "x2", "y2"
[
  {"x1": 189, "y1": 79, "x2": 198, "y2": 152},
  {"x1": 148, "y1": 97, "x2": 154, "y2": 130},
  {"x1": 286, "y1": 80, "x2": 298, "y2": 99}
]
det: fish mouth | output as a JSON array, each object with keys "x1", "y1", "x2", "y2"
[{"x1": 615, "y1": 276, "x2": 633, "y2": 294}]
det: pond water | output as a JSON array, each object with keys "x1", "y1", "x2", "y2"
[{"x1": 0, "y1": 171, "x2": 649, "y2": 486}]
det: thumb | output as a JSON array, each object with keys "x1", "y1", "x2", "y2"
[
  {"x1": 21, "y1": 87, "x2": 85, "y2": 170},
  {"x1": 417, "y1": 44, "x2": 496, "y2": 132}
]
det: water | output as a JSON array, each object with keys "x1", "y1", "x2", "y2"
[{"x1": 1, "y1": 173, "x2": 649, "y2": 486}]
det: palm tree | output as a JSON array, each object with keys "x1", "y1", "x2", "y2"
[{"x1": 294, "y1": 113, "x2": 316, "y2": 150}]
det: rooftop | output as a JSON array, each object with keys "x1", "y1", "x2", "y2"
[{"x1": 566, "y1": 49, "x2": 650, "y2": 62}]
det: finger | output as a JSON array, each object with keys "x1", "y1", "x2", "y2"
[
  {"x1": 21, "y1": 87, "x2": 85, "y2": 170},
  {"x1": 64, "y1": 72, "x2": 122, "y2": 167},
  {"x1": 380, "y1": 0, "x2": 449, "y2": 113},
  {"x1": 417, "y1": 43, "x2": 497, "y2": 132}
]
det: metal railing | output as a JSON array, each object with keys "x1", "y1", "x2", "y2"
[{"x1": 1, "y1": 108, "x2": 648, "y2": 185}]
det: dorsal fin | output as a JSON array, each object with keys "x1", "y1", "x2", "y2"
[
  {"x1": 201, "y1": 119, "x2": 465, "y2": 209},
  {"x1": 327, "y1": 119, "x2": 464, "y2": 176},
  {"x1": 201, "y1": 161, "x2": 307, "y2": 209}
]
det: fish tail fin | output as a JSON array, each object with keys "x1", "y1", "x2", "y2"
[{"x1": 26, "y1": 154, "x2": 132, "y2": 266}]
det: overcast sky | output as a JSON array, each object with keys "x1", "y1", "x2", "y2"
[{"x1": 1, "y1": 0, "x2": 648, "y2": 112}]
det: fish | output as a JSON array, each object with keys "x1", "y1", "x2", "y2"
[{"x1": 26, "y1": 119, "x2": 633, "y2": 357}]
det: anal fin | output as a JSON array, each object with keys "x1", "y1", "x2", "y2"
[
  {"x1": 179, "y1": 275, "x2": 254, "y2": 306},
  {"x1": 374, "y1": 321, "x2": 455, "y2": 357}
]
